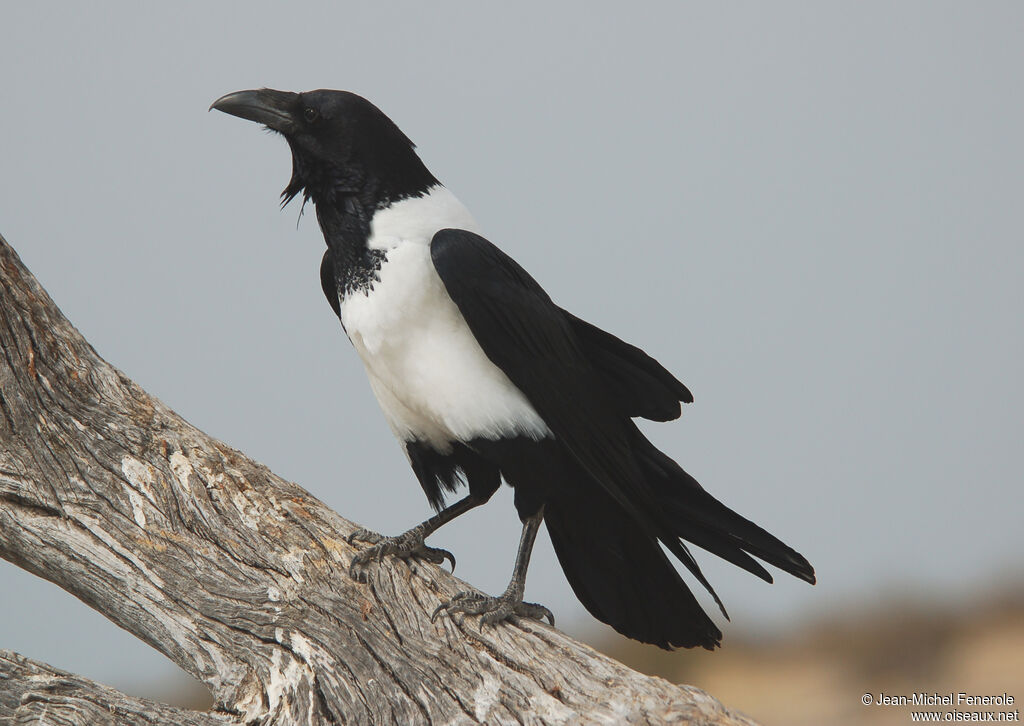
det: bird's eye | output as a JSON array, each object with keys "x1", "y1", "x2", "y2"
[{"x1": 303, "y1": 107, "x2": 319, "y2": 123}]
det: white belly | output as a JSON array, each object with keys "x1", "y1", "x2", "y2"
[{"x1": 338, "y1": 191, "x2": 550, "y2": 450}]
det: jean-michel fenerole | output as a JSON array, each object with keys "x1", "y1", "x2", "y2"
[{"x1": 874, "y1": 692, "x2": 1015, "y2": 707}]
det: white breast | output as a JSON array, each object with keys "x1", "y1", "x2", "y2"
[{"x1": 338, "y1": 186, "x2": 551, "y2": 450}]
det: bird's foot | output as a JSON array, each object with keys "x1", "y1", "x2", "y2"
[
  {"x1": 431, "y1": 589, "x2": 555, "y2": 629},
  {"x1": 347, "y1": 527, "x2": 455, "y2": 582}
]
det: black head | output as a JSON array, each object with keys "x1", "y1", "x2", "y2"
[{"x1": 211, "y1": 88, "x2": 437, "y2": 208}]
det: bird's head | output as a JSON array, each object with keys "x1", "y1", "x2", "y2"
[{"x1": 211, "y1": 88, "x2": 437, "y2": 208}]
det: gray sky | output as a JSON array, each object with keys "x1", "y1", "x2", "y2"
[{"x1": 2, "y1": 1, "x2": 1022, "y2": 696}]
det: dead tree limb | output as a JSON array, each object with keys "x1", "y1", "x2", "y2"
[
  {"x1": 0, "y1": 650, "x2": 231, "y2": 726},
  {"x1": 0, "y1": 232, "x2": 758, "y2": 725}
]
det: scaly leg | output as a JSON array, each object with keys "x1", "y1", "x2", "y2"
[
  {"x1": 347, "y1": 494, "x2": 484, "y2": 582},
  {"x1": 431, "y1": 507, "x2": 554, "y2": 627}
]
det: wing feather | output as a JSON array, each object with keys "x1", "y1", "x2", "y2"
[{"x1": 430, "y1": 229, "x2": 659, "y2": 527}]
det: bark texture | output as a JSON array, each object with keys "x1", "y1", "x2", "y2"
[
  {"x1": 0, "y1": 233, "x2": 758, "y2": 725},
  {"x1": 0, "y1": 650, "x2": 230, "y2": 726}
]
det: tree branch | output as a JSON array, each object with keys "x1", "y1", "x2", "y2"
[
  {"x1": 0, "y1": 232, "x2": 758, "y2": 725},
  {"x1": 0, "y1": 650, "x2": 229, "y2": 726}
]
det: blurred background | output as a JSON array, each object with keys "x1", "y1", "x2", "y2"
[{"x1": 1, "y1": 3, "x2": 1021, "y2": 724}]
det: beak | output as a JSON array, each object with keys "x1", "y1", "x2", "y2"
[{"x1": 210, "y1": 89, "x2": 298, "y2": 133}]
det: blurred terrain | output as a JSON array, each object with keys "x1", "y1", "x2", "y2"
[{"x1": 596, "y1": 585, "x2": 1024, "y2": 725}]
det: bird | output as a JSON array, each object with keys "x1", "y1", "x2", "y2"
[{"x1": 211, "y1": 88, "x2": 815, "y2": 649}]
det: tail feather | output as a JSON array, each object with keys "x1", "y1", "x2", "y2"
[
  {"x1": 674, "y1": 525, "x2": 775, "y2": 583},
  {"x1": 531, "y1": 432, "x2": 814, "y2": 651},
  {"x1": 659, "y1": 535, "x2": 730, "y2": 620},
  {"x1": 545, "y1": 476, "x2": 722, "y2": 650},
  {"x1": 637, "y1": 437, "x2": 817, "y2": 586}
]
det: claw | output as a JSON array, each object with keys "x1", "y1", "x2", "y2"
[
  {"x1": 521, "y1": 602, "x2": 555, "y2": 626},
  {"x1": 421, "y1": 547, "x2": 456, "y2": 572}
]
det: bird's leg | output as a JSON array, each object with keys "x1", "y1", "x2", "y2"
[
  {"x1": 347, "y1": 494, "x2": 484, "y2": 581},
  {"x1": 431, "y1": 507, "x2": 554, "y2": 628}
]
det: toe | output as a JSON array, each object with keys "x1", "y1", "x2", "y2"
[
  {"x1": 412, "y1": 545, "x2": 454, "y2": 570},
  {"x1": 431, "y1": 591, "x2": 482, "y2": 622},
  {"x1": 430, "y1": 603, "x2": 447, "y2": 622},
  {"x1": 347, "y1": 528, "x2": 382, "y2": 546},
  {"x1": 347, "y1": 563, "x2": 366, "y2": 582},
  {"x1": 347, "y1": 553, "x2": 368, "y2": 579},
  {"x1": 480, "y1": 605, "x2": 513, "y2": 628}
]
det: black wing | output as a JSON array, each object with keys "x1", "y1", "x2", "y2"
[
  {"x1": 430, "y1": 229, "x2": 663, "y2": 524},
  {"x1": 562, "y1": 309, "x2": 692, "y2": 421}
]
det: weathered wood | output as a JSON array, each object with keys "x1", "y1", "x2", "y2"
[
  {"x1": 0, "y1": 232, "x2": 759, "y2": 725},
  {"x1": 0, "y1": 650, "x2": 229, "y2": 726}
]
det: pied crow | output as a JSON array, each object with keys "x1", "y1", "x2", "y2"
[{"x1": 211, "y1": 88, "x2": 815, "y2": 649}]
